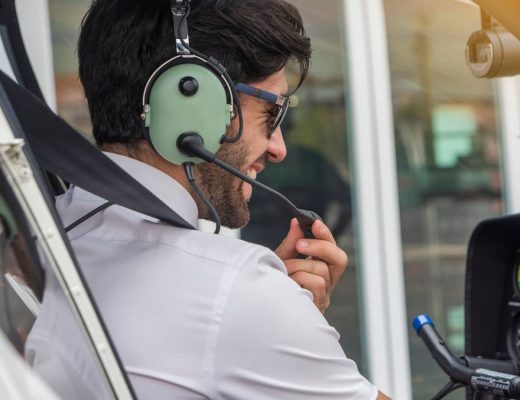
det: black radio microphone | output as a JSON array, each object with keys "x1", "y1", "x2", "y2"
[{"x1": 178, "y1": 133, "x2": 321, "y2": 236}]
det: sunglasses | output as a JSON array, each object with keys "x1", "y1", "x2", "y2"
[{"x1": 235, "y1": 82, "x2": 292, "y2": 136}]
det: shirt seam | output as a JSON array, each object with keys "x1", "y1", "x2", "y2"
[{"x1": 73, "y1": 233, "x2": 257, "y2": 270}]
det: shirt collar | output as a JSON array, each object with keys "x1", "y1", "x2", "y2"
[{"x1": 98, "y1": 152, "x2": 199, "y2": 226}]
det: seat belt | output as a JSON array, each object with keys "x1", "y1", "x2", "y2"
[{"x1": 0, "y1": 70, "x2": 195, "y2": 230}]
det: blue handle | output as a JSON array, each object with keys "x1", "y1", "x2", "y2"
[{"x1": 412, "y1": 314, "x2": 434, "y2": 334}]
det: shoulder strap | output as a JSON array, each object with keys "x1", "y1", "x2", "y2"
[{"x1": 0, "y1": 71, "x2": 195, "y2": 230}]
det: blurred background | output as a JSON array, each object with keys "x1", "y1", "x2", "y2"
[{"x1": 14, "y1": 0, "x2": 520, "y2": 398}]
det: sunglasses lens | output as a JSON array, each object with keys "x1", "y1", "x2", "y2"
[{"x1": 270, "y1": 102, "x2": 290, "y2": 135}]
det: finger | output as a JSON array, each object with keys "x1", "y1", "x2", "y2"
[
  {"x1": 295, "y1": 240, "x2": 348, "y2": 290},
  {"x1": 290, "y1": 271, "x2": 330, "y2": 313},
  {"x1": 311, "y1": 219, "x2": 336, "y2": 245},
  {"x1": 284, "y1": 259, "x2": 330, "y2": 286},
  {"x1": 275, "y1": 218, "x2": 305, "y2": 260},
  {"x1": 296, "y1": 239, "x2": 348, "y2": 270}
]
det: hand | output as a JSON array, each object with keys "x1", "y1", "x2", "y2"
[{"x1": 275, "y1": 218, "x2": 348, "y2": 313}]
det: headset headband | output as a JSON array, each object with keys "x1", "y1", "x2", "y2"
[
  {"x1": 141, "y1": 54, "x2": 235, "y2": 116},
  {"x1": 169, "y1": 0, "x2": 191, "y2": 55}
]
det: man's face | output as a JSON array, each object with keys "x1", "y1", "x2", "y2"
[{"x1": 196, "y1": 69, "x2": 289, "y2": 228}]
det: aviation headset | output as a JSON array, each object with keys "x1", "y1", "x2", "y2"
[
  {"x1": 141, "y1": 0, "x2": 243, "y2": 165},
  {"x1": 139, "y1": 0, "x2": 319, "y2": 235}
]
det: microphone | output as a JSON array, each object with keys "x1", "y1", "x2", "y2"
[{"x1": 177, "y1": 133, "x2": 321, "y2": 236}]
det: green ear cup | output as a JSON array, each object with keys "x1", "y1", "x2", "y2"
[{"x1": 146, "y1": 63, "x2": 232, "y2": 164}]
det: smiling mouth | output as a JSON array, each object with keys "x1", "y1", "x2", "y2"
[
  {"x1": 245, "y1": 168, "x2": 258, "y2": 181},
  {"x1": 241, "y1": 168, "x2": 261, "y2": 202}
]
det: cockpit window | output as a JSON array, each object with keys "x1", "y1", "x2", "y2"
[
  {"x1": 0, "y1": 178, "x2": 42, "y2": 354},
  {"x1": 0, "y1": 169, "x2": 114, "y2": 400}
]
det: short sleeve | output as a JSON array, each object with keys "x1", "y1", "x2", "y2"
[{"x1": 214, "y1": 248, "x2": 378, "y2": 400}]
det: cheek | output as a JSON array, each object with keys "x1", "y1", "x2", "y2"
[
  {"x1": 227, "y1": 116, "x2": 240, "y2": 139},
  {"x1": 240, "y1": 129, "x2": 269, "y2": 160},
  {"x1": 241, "y1": 113, "x2": 270, "y2": 143},
  {"x1": 230, "y1": 104, "x2": 269, "y2": 138},
  {"x1": 228, "y1": 108, "x2": 270, "y2": 160}
]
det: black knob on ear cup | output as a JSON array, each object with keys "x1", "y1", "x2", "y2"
[{"x1": 179, "y1": 76, "x2": 199, "y2": 96}]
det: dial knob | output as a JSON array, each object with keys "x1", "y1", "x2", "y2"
[{"x1": 179, "y1": 76, "x2": 199, "y2": 96}]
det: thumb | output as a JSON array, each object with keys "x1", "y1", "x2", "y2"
[{"x1": 275, "y1": 218, "x2": 305, "y2": 260}]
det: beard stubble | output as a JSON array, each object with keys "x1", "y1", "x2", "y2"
[{"x1": 194, "y1": 141, "x2": 252, "y2": 229}]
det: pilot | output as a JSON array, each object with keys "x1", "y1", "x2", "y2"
[{"x1": 27, "y1": 0, "x2": 389, "y2": 399}]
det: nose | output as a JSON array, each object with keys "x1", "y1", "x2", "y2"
[{"x1": 267, "y1": 127, "x2": 287, "y2": 163}]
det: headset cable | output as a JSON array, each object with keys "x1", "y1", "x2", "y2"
[{"x1": 183, "y1": 162, "x2": 221, "y2": 234}]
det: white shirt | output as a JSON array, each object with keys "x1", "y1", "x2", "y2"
[{"x1": 26, "y1": 153, "x2": 377, "y2": 400}]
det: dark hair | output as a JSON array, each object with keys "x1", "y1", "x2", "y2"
[{"x1": 78, "y1": 0, "x2": 311, "y2": 145}]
